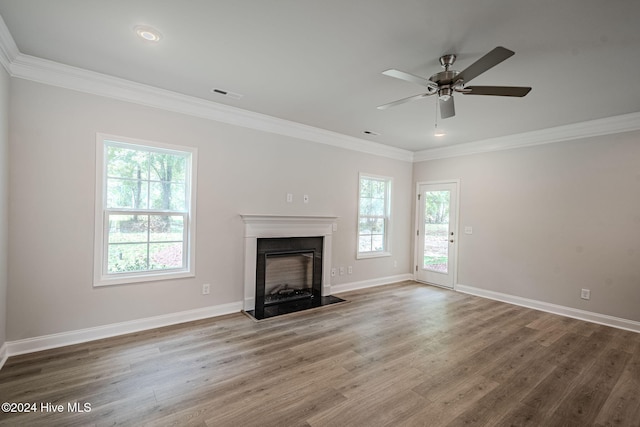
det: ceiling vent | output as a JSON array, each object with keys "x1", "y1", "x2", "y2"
[{"x1": 211, "y1": 88, "x2": 243, "y2": 100}]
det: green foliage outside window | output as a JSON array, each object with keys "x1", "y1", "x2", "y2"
[
  {"x1": 358, "y1": 176, "x2": 390, "y2": 253},
  {"x1": 104, "y1": 142, "x2": 190, "y2": 274}
]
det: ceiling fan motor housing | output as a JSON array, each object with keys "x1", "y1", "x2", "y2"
[
  {"x1": 430, "y1": 69, "x2": 462, "y2": 100},
  {"x1": 429, "y1": 70, "x2": 460, "y2": 85}
]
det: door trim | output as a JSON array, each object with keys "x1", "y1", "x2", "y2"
[{"x1": 414, "y1": 179, "x2": 461, "y2": 290}]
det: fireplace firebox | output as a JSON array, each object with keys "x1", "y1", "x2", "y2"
[{"x1": 264, "y1": 251, "x2": 316, "y2": 305}]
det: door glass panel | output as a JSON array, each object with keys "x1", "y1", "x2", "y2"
[{"x1": 423, "y1": 190, "x2": 450, "y2": 273}]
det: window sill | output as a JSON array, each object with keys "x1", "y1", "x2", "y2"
[
  {"x1": 94, "y1": 270, "x2": 195, "y2": 287},
  {"x1": 356, "y1": 251, "x2": 392, "y2": 260}
]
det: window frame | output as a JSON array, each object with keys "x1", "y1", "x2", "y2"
[
  {"x1": 357, "y1": 172, "x2": 392, "y2": 259},
  {"x1": 93, "y1": 133, "x2": 197, "y2": 286}
]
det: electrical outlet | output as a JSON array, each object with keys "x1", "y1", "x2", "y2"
[
  {"x1": 202, "y1": 283, "x2": 210, "y2": 295},
  {"x1": 348, "y1": 266, "x2": 353, "y2": 274},
  {"x1": 286, "y1": 193, "x2": 293, "y2": 203},
  {"x1": 331, "y1": 268, "x2": 336, "y2": 277},
  {"x1": 581, "y1": 288, "x2": 590, "y2": 300},
  {"x1": 303, "y1": 194, "x2": 309, "y2": 203},
  {"x1": 339, "y1": 267, "x2": 345, "y2": 276}
]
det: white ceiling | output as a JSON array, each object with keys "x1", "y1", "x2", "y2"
[{"x1": 0, "y1": 0, "x2": 639, "y2": 152}]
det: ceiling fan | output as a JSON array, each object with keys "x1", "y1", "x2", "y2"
[{"x1": 378, "y1": 46, "x2": 531, "y2": 119}]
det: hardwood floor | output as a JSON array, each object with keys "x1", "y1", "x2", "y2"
[{"x1": 1, "y1": 281, "x2": 639, "y2": 426}]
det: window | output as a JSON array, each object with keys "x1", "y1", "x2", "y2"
[
  {"x1": 94, "y1": 134, "x2": 197, "y2": 286},
  {"x1": 357, "y1": 173, "x2": 392, "y2": 258}
]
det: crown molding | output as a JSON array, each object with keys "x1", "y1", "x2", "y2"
[
  {"x1": 11, "y1": 49, "x2": 637, "y2": 165},
  {"x1": 6, "y1": 51, "x2": 414, "y2": 162},
  {"x1": 413, "y1": 112, "x2": 640, "y2": 162},
  {"x1": 0, "y1": 14, "x2": 18, "y2": 73},
  {"x1": 2, "y1": 15, "x2": 637, "y2": 164},
  {"x1": 0, "y1": 10, "x2": 412, "y2": 161}
]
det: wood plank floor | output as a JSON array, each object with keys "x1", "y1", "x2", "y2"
[{"x1": 1, "y1": 281, "x2": 639, "y2": 426}]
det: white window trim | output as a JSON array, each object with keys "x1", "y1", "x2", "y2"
[
  {"x1": 357, "y1": 172, "x2": 392, "y2": 259},
  {"x1": 93, "y1": 133, "x2": 197, "y2": 286}
]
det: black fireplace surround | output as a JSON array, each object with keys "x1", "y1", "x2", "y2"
[{"x1": 249, "y1": 236, "x2": 344, "y2": 320}]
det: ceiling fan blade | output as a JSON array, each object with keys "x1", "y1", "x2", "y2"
[
  {"x1": 463, "y1": 86, "x2": 531, "y2": 97},
  {"x1": 377, "y1": 93, "x2": 433, "y2": 110},
  {"x1": 382, "y1": 69, "x2": 439, "y2": 90},
  {"x1": 455, "y1": 46, "x2": 515, "y2": 84},
  {"x1": 439, "y1": 96, "x2": 455, "y2": 119}
]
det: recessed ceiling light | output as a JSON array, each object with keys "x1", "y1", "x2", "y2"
[{"x1": 135, "y1": 25, "x2": 162, "y2": 42}]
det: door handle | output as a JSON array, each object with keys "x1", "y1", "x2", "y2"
[{"x1": 450, "y1": 239, "x2": 454, "y2": 243}]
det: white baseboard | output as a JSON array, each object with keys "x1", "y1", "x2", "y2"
[
  {"x1": 331, "y1": 274, "x2": 413, "y2": 294},
  {"x1": 2, "y1": 275, "x2": 410, "y2": 361},
  {"x1": 6, "y1": 301, "x2": 243, "y2": 357},
  {"x1": 0, "y1": 342, "x2": 7, "y2": 370},
  {"x1": 456, "y1": 284, "x2": 640, "y2": 333},
  {"x1": 6, "y1": 280, "x2": 635, "y2": 366}
]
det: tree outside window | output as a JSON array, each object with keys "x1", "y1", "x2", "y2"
[
  {"x1": 94, "y1": 135, "x2": 196, "y2": 286},
  {"x1": 358, "y1": 174, "x2": 391, "y2": 258}
]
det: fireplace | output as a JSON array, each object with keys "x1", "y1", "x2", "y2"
[{"x1": 241, "y1": 215, "x2": 345, "y2": 320}]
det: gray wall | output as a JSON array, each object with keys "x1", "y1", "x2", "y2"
[
  {"x1": 6, "y1": 78, "x2": 413, "y2": 341},
  {"x1": 413, "y1": 131, "x2": 640, "y2": 322},
  {"x1": 7, "y1": 73, "x2": 638, "y2": 343},
  {"x1": 0, "y1": 65, "x2": 8, "y2": 349}
]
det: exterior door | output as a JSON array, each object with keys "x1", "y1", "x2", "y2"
[{"x1": 416, "y1": 182, "x2": 458, "y2": 288}]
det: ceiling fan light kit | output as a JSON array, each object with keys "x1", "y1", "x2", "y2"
[{"x1": 379, "y1": 46, "x2": 532, "y2": 120}]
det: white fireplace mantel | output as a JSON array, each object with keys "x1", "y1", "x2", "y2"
[{"x1": 240, "y1": 214, "x2": 338, "y2": 311}]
